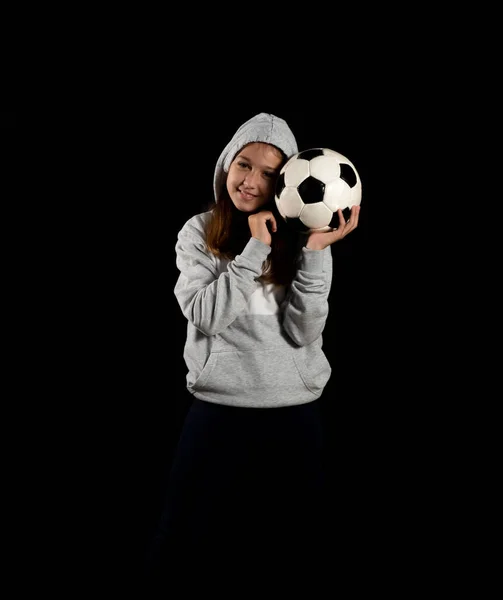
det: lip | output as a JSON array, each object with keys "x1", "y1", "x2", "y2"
[{"x1": 239, "y1": 189, "x2": 256, "y2": 201}]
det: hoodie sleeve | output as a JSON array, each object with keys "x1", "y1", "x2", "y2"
[
  {"x1": 174, "y1": 216, "x2": 272, "y2": 336},
  {"x1": 280, "y1": 246, "x2": 333, "y2": 347}
]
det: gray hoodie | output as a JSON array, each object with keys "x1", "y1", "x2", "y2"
[{"x1": 174, "y1": 113, "x2": 333, "y2": 408}]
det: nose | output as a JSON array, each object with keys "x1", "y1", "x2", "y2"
[{"x1": 243, "y1": 171, "x2": 258, "y2": 189}]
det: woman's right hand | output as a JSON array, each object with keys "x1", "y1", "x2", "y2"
[{"x1": 248, "y1": 211, "x2": 277, "y2": 246}]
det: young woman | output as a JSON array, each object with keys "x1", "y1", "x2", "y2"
[{"x1": 144, "y1": 112, "x2": 360, "y2": 580}]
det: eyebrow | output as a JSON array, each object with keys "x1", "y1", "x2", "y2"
[{"x1": 236, "y1": 154, "x2": 277, "y2": 171}]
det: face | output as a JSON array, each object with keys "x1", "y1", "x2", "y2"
[{"x1": 226, "y1": 142, "x2": 284, "y2": 213}]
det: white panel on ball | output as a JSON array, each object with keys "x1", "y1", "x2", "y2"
[
  {"x1": 279, "y1": 187, "x2": 304, "y2": 218},
  {"x1": 309, "y1": 156, "x2": 341, "y2": 183},
  {"x1": 300, "y1": 203, "x2": 333, "y2": 230},
  {"x1": 283, "y1": 159, "x2": 310, "y2": 187},
  {"x1": 324, "y1": 178, "x2": 351, "y2": 211}
]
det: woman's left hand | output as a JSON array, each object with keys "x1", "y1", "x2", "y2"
[{"x1": 306, "y1": 206, "x2": 361, "y2": 250}]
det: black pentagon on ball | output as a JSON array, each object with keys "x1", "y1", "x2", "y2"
[
  {"x1": 298, "y1": 176, "x2": 325, "y2": 205},
  {"x1": 340, "y1": 163, "x2": 357, "y2": 188},
  {"x1": 275, "y1": 172, "x2": 286, "y2": 196},
  {"x1": 297, "y1": 148, "x2": 324, "y2": 161}
]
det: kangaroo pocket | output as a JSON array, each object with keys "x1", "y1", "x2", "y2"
[
  {"x1": 292, "y1": 346, "x2": 332, "y2": 395},
  {"x1": 191, "y1": 347, "x2": 331, "y2": 403}
]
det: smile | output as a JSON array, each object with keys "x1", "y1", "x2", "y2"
[{"x1": 239, "y1": 190, "x2": 256, "y2": 201}]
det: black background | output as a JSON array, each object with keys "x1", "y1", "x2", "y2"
[
  {"x1": 50, "y1": 100, "x2": 444, "y2": 587},
  {"x1": 87, "y1": 105, "x2": 420, "y2": 577},
  {"x1": 0, "y1": 112, "x2": 15, "y2": 128},
  {"x1": 2, "y1": 17, "x2": 479, "y2": 589}
]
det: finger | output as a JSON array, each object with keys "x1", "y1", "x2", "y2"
[
  {"x1": 351, "y1": 206, "x2": 360, "y2": 229},
  {"x1": 338, "y1": 209, "x2": 352, "y2": 237},
  {"x1": 337, "y1": 209, "x2": 346, "y2": 229},
  {"x1": 337, "y1": 213, "x2": 351, "y2": 238},
  {"x1": 269, "y1": 214, "x2": 277, "y2": 232},
  {"x1": 330, "y1": 226, "x2": 344, "y2": 242},
  {"x1": 348, "y1": 205, "x2": 360, "y2": 231},
  {"x1": 342, "y1": 206, "x2": 358, "y2": 234}
]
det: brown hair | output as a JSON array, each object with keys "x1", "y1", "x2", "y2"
[{"x1": 205, "y1": 186, "x2": 302, "y2": 287}]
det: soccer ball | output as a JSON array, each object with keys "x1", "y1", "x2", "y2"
[{"x1": 275, "y1": 148, "x2": 362, "y2": 233}]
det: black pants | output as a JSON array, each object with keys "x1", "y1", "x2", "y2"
[{"x1": 143, "y1": 395, "x2": 326, "y2": 584}]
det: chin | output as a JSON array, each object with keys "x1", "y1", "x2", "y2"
[{"x1": 232, "y1": 198, "x2": 258, "y2": 213}]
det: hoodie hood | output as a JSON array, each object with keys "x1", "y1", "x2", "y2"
[{"x1": 213, "y1": 113, "x2": 298, "y2": 202}]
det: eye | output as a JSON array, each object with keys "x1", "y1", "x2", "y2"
[
  {"x1": 263, "y1": 172, "x2": 275, "y2": 179},
  {"x1": 237, "y1": 161, "x2": 250, "y2": 169}
]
